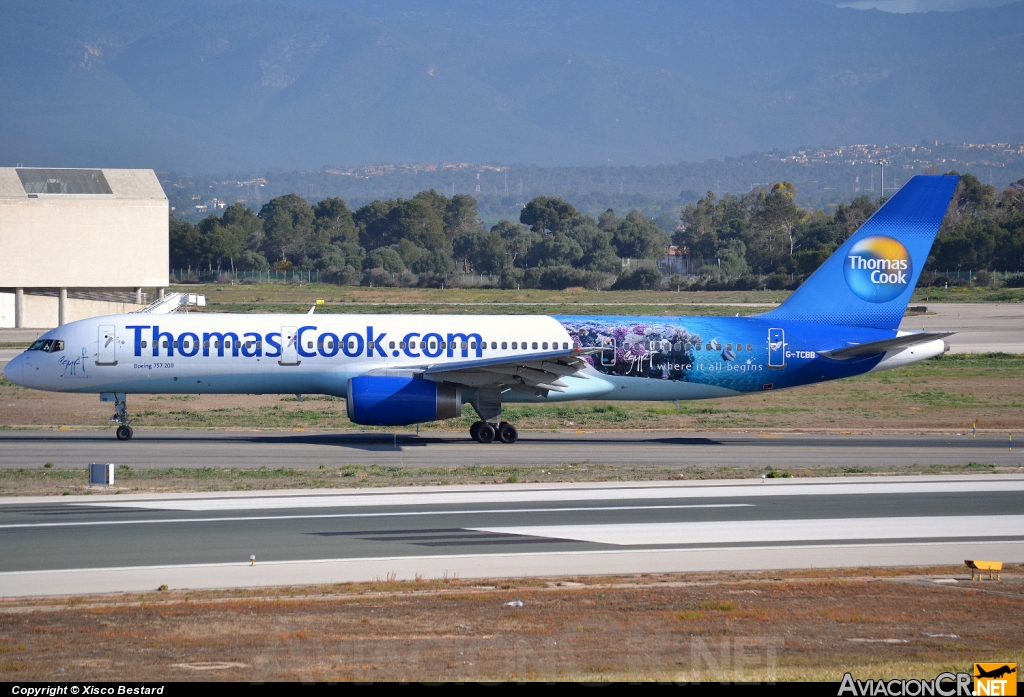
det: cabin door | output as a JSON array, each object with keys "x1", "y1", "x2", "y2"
[
  {"x1": 280, "y1": 326, "x2": 300, "y2": 366},
  {"x1": 97, "y1": 325, "x2": 117, "y2": 366},
  {"x1": 768, "y1": 328, "x2": 786, "y2": 369}
]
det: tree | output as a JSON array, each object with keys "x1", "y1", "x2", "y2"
[
  {"x1": 520, "y1": 196, "x2": 578, "y2": 233},
  {"x1": 313, "y1": 198, "x2": 357, "y2": 245},
  {"x1": 748, "y1": 182, "x2": 803, "y2": 272},
  {"x1": 453, "y1": 230, "x2": 511, "y2": 275},
  {"x1": 354, "y1": 199, "x2": 399, "y2": 249},
  {"x1": 169, "y1": 216, "x2": 203, "y2": 269},
  {"x1": 561, "y1": 216, "x2": 620, "y2": 273},
  {"x1": 527, "y1": 233, "x2": 583, "y2": 268},
  {"x1": 492, "y1": 220, "x2": 536, "y2": 268},
  {"x1": 363, "y1": 246, "x2": 406, "y2": 274},
  {"x1": 259, "y1": 194, "x2": 316, "y2": 263},
  {"x1": 612, "y1": 210, "x2": 670, "y2": 260},
  {"x1": 444, "y1": 193, "x2": 481, "y2": 238},
  {"x1": 597, "y1": 208, "x2": 620, "y2": 233}
]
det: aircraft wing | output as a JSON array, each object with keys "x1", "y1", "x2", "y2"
[
  {"x1": 406, "y1": 347, "x2": 602, "y2": 397},
  {"x1": 818, "y1": 331, "x2": 954, "y2": 359}
]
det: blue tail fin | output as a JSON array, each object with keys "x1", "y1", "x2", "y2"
[{"x1": 761, "y1": 174, "x2": 959, "y2": 330}]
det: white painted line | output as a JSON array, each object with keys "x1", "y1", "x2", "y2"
[
  {"x1": 0, "y1": 503, "x2": 752, "y2": 530},
  {"x1": 4, "y1": 540, "x2": 1024, "y2": 597},
  {"x1": 70, "y1": 480, "x2": 1024, "y2": 512},
  {"x1": 473, "y1": 515, "x2": 1024, "y2": 546}
]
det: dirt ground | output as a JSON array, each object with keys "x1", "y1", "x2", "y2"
[{"x1": 1, "y1": 567, "x2": 1020, "y2": 682}]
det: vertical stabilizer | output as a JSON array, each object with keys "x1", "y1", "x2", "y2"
[{"x1": 760, "y1": 175, "x2": 959, "y2": 330}]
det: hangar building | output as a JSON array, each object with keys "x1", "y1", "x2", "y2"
[{"x1": 0, "y1": 168, "x2": 168, "y2": 328}]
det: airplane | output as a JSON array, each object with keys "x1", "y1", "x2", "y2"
[
  {"x1": 976, "y1": 666, "x2": 1016, "y2": 680},
  {"x1": 3, "y1": 175, "x2": 959, "y2": 444}
]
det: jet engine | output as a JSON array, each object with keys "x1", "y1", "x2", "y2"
[{"x1": 346, "y1": 376, "x2": 461, "y2": 426}]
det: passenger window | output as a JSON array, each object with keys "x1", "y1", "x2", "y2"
[
  {"x1": 470, "y1": 341, "x2": 477, "y2": 349},
  {"x1": 511, "y1": 342, "x2": 517, "y2": 349},
  {"x1": 162, "y1": 340, "x2": 168, "y2": 349},
  {"x1": 246, "y1": 342, "x2": 253, "y2": 349},
  {"x1": 726, "y1": 343, "x2": 732, "y2": 351},
  {"x1": 430, "y1": 342, "x2": 436, "y2": 350},
  {"x1": 542, "y1": 342, "x2": 548, "y2": 349},
  {"x1": 307, "y1": 341, "x2": 313, "y2": 349},
  {"x1": 734, "y1": 343, "x2": 741, "y2": 352},
  {"x1": 705, "y1": 343, "x2": 712, "y2": 351},
  {"x1": 368, "y1": 342, "x2": 375, "y2": 350},
  {"x1": 348, "y1": 341, "x2": 355, "y2": 350},
  {"x1": 256, "y1": 341, "x2": 261, "y2": 349},
  {"x1": 399, "y1": 341, "x2": 406, "y2": 349},
  {"x1": 563, "y1": 342, "x2": 568, "y2": 349},
  {"x1": 747, "y1": 344, "x2": 753, "y2": 351},
  {"x1": 490, "y1": 342, "x2": 496, "y2": 349},
  {"x1": 141, "y1": 340, "x2": 148, "y2": 348},
  {"x1": 389, "y1": 341, "x2": 395, "y2": 349},
  {"x1": 532, "y1": 342, "x2": 538, "y2": 349}
]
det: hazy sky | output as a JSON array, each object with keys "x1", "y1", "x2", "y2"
[{"x1": 834, "y1": 0, "x2": 1017, "y2": 11}]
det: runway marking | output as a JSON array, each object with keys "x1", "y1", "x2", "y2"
[
  {"x1": 3, "y1": 539, "x2": 1023, "y2": 583},
  {"x1": 473, "y1": 515, "x2": 1024, "y2": 546},
  {"x1": 0, "y1": 503, "x2": 753, "y2": 530},
  {"x1": 70, "y1": 479, "x2": 1024, "y2": 511}
]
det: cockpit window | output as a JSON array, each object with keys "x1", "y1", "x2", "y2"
[{"x1": 27, "y1": 339, "x2": 63, "y2": 352}]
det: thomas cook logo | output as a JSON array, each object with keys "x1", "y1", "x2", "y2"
[{"x1": 844, "y1": 235, "x2": 912, "y2": 303}]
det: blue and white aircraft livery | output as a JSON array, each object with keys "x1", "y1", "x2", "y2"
[{"x1": 3, "y1": 176, "x2": 959, "y2": 443}]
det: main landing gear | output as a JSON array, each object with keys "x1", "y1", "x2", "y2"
[
  {"x1": 469, "y1": 421, "x2": 518, "y2": 444},
  {"x1": 110, "y1": 394, "x2": 134, "y2": 440}
]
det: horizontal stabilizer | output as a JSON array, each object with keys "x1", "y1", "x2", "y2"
[{"x1": 819, "y1": 332, "x2": 954, "y2": 359}]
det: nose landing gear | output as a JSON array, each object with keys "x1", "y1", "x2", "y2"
[{"x1": 109, "y1": 395, "x2": 134, "y2": 440}]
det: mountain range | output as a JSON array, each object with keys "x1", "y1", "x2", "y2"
[{"x1": 1, "y1": 0, "x2": 1022, "y2": 172}]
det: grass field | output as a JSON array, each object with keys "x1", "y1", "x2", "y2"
[
  {"x1": 161, "y1": 282, "x2": 1024, "y2": 316},
  {"x1": 2, "y1": 567, "x2": 1020, "y2": 681},
  {"x1": 3, "y1": 353, "x2": 1021, "y2": 434}
]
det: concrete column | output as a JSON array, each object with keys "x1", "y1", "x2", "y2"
[
  {"x1": 158, "y1": 287, "x2": 165, "y2": 299},
  {"x1": 135, "y1": 287, "x2": 143, "y2": 304},
  {"x1": 58, "y1": 288, "x2": 68, "y2": 326},
  {"x1": 14, "y1": 288, "x2": 24, "y2": 329}
]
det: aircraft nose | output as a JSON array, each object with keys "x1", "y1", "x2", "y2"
[{"x1": 2, "y1": 354, "x2": 24, "y2": 386}]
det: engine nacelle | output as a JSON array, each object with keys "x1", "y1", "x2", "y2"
[{"x1": 346, "y1": 376, "x2": 462, "y2": 426}]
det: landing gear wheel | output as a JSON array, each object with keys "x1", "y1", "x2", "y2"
[
  {"x1": 469, "y1": 421, "x2": 483, "y2": 441},
  {"x1": 498, "y1": 422, "x2": 518, "y2": 444},
  {"x1": 116, "y1": 425, "x2": 133, "y2": 441},
  {"x1": 475, "y1": 422, "x2": 496, "y2": 444}
]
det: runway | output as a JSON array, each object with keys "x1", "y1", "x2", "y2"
[
  {"x1": 0, "y1": 429, "x2": 1020, "y2": 469},
  {"x1": 1, "y1": 475, "x2": 1022, "y2": 597}
]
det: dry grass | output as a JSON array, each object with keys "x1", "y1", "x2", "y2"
[
  {"x1": 1, "y1": 567, "x2": 1020, "y2": 682},
  {"x1": 2, "y1": 354, "x2": 1022, "y2": 433}
]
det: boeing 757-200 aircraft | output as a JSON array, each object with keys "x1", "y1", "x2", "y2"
[{"x1": 3, "y1": 175, "x2": 959, "y2": 444}]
